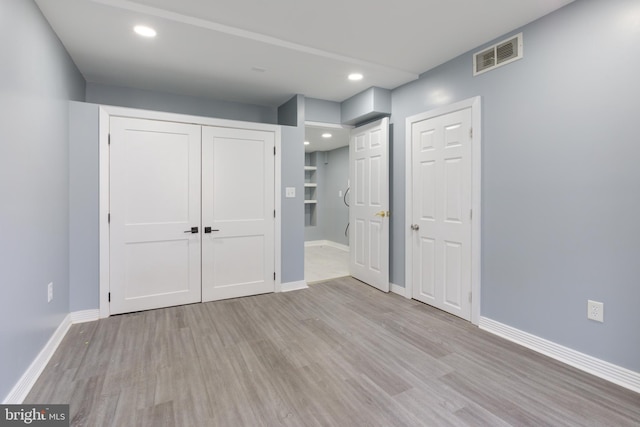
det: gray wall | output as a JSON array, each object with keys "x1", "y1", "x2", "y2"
[
  {"x1": 342, "y1": 87, "x2": 391, "y2": 125},
  {"x1": 0, "y1": 0, "x2": 85, "y2": 400},
  {"x1": 305, "y1": 98, "x2": 341, "y2": 124},
  {"x1": 278, "y1": 95, "x2": 306, "y2": 283},
  {"x1": 320, "y1": 147, "x2": 350, "y2": 246},
  {"x1": 391, "y1": 0, "x2": 640, "y2": 372},
  {"x1": 86, "y1": 82, "x2": 277, "y2": 124},
  {"x1": 69, "y1": 102, "x2": 100, "y2": 311}
]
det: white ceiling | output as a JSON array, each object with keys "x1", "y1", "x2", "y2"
[
  {"x1": 305, "y1": 125, "x2": 351, "y2": 153},
  {"x1": 35, "y1": 0, "x2": 573, "y2": 107}
]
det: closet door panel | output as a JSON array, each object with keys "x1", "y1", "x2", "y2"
[
  {"x1": 109, "y1": 117, "x2": 202, "y2": 314},
  {"x1": 201, "y1": 126, "x2": 275, "y2": 302}
]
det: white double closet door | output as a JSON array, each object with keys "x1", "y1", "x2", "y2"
[{"x1": 109, "y1": 117, "x2": 275, "y2": 315}]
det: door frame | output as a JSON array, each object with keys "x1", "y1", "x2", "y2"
[
  {"x1": 404, "y1": 97, "x2": 481, "y2": 325},
  {"x1": 98, "y1": 106, "x2": 282, "y2": 318}
]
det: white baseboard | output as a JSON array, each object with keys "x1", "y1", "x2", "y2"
[
  {"x1": 70, "y1": 309, "x2": 100, "y2": 324},
  {"x1": 390, "y1": 282, "x2": 407, "y2": 297},
  {"x1": 3, "y1": 309, "x2": 103, "y2": 404},
  {"x1": 3, "y1": 314, "x2": 73, "y2": 404},
  {"x1": 280, "y1": 280, "x2": 309, "y2": 292},
  {"x1": 479, "y1": 317, "x2": 640, "y2": 394},
  {"x1": 304, "y1": 240, "x2": 349, "y2": 252},
  {"x1": 390, "y1": 282, "x2": 412, "y2": 298}
]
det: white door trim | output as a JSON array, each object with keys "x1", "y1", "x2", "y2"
[
  {"x1": 98, "y1": 105, "x2": 281, "y2": 318},
  {"x1": 404, "y1": 97, "x2": 481, "y2": 325}
]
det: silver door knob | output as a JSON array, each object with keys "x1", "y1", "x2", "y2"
[{"x1": 410, "y1": 224, "x2": 419, "y2": 231}]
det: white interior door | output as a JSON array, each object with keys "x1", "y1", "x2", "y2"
[
  {"x1": 411, "y1": 108, "x2": 472, "y2": 320},
  {"x1": 201, "y1": 126, "x2": 275, "y2": 302},
  {"x1": 109, "y1": 117, "x2": 202, "y2": 315},
  {"x1": 349, "y1": 118, "x2": 390, "y2": 292}
]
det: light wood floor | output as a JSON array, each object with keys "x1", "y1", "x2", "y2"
[{"x1": 27, "y1": 277, "x2": 639, "y2": 426}]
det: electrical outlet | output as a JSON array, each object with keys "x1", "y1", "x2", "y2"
[
  {"x1": 587, "y1": 300, "x2": 603, "y2": 322},
  {"x1": 47, "y1": 282, "x2": 53, "y2": 303},
  {"x1": 285, "y1": 187, "x2": 296, "y2": 198}
]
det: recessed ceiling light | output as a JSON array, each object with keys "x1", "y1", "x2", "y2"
[
  {"x1": 322, "y1": 133, "x2": 332, "y2": 138},
  {"x1": 348, "y1": 73, "x2": 363, "y2": 81},
  {"x1": 134, "y1": 25, "x2": 157, "y2": 38},
  {"x1": 304, "y1": 141, "x2": 310, "y2": 145}
]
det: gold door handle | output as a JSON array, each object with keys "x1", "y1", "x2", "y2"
[{"x1": 374, "y1": 211, "x2": 390, "y2": 218}]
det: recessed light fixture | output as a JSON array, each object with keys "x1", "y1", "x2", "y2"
[
  {"x1": 304, "y1": 141, "x2": 310, "y2": 145},
  {"x1": 322, "y1": 133, "x2": 332, "y2": 138},
  {"x1": 134, "y1": 25, "x2": 157, "y2": 38},
  {"x1": 348, "y1": 73, "x2": 363, "y2": 81}
]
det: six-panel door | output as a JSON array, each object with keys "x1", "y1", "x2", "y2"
[
  {"x1": 411, "y1": 108, "x2": 472, "y2": 320},
  {"x1": 349, "y1": 118, "x2": 390, "y2": 292}
]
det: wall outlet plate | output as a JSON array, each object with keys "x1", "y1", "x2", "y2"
[
  {"x1": 285, "y1": 187, "x2": 296, "y2": 198},
  {"x1": 587, "y1": 300, "x2": 603, "y2": 322}
]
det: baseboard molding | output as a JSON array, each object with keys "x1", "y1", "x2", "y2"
[
  {"x1": 390, "y1": 282, "x2": 408, "y2": 297},
  {"x1": 479, "y1": 317, "x2": 640, "y2": 394},
  {"x1": 3, "y1": 313, "x2": 73, "y2": 404},
  {"x1": 304, "y1": 240, "x2": 349, "y2": 252},
  {"x1": 3, "y1": 309, "x2": 103, "y2": 404},
  {"x1": 70, "y1": 309, "x2": 100, "y2": 324},
  {"x1": 280, "y1": 280, "x2": 309, "y2": 292}
]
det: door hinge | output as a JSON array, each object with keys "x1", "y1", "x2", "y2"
[
  {"x1": 469, "y1": 128, "x2": 473, "y2": 139},
  {"x1": 108, "y1": 292, "x2": 111, "y2": 302},
  {"x1": 273, "y1": 272, "x2": 276, "y2": 280},
  {"x1": 108, "y1": 134, "x2": 111, "y2": 145},
  {"x1": 274, "y1": 209, "x2": 276, "y2": 218},
  {"x1": 274, "y1": 146, "x2": 276, "y2": 155},
  {"x1": 108, "y1": 213, "x2": 111, "y2": 223},
  {"x1": 468, "y1": 292, "x2": 472, "y2": 303}
]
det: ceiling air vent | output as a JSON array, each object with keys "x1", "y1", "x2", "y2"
[{"x1": 473, "y1": 33, "x2": 523, "y2": 76}]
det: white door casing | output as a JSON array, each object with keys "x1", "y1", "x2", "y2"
[
  {"x1": 349, "y1": 118, "x2": 390, "y2": 292},
  {"x1": 405, "y1": 97, "x2": 481, "y2": 324},
  {"x1": 201, "y1": 126, "x2": 275, "y2": 302},
  {"x1": 109, "y1": 117, "x2": 202, "y2": 314}
]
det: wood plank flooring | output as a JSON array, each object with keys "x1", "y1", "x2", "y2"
[{"x1": 26, "y1": 277, "x2": 640, "y2": 426}]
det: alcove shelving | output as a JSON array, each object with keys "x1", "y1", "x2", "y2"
[{"x1": 305, "y1": 155, "x2": 318, "y2": 226}]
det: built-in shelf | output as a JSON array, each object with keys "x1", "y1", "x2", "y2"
[{"x1": 305, "y1": 154, "x2": 318, "y2": 227}]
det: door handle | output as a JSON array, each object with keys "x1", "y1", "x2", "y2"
[
  {"x1": 204, "y1": 227, "x2": 220, "y2": 234},
  {"x1": 184, "y1": 226, "x2": 199, "y2": 234},
  {"x1": 410, "y1": 224, "x2": 420, "y2": 231},
  {"x1": 374, "y1": 211, "x2": 389, "y2": 218}
]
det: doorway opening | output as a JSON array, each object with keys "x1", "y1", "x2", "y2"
[{"x1": 304, "y1": 123, "x2": 351, "y2": 283}]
